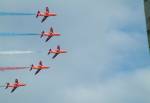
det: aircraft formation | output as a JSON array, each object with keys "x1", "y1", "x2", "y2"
[{"x1": 0, "y1": 6, "x2": 67, "y2": 93}]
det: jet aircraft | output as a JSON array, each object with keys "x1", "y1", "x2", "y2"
[
  {"x1": 41, "y1": 27, "x2": 61, "y2": 42},
  {"x1": 48, "y1": 45, "x2": 67, "y2": 59},
  {"x1": 36, "y1": 7, "x2": 57, "y2": 23},
  {"x1": 30, "y1": 61, "x2": 49, "y2": 75},
  {"x1": 5, "y1": 79, "x2": 26, "y2": 93}
]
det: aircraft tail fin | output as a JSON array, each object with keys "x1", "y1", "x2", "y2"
[
  {"x1": 57, "y1": 45, "x2": 60, "y2": 50},
  {"x1": 36, "y1": 11, "x2": 40, "y2": 18},
  {"x1": 41, "y1": 31, "x2": 44, "y2": 38},
  {"x1": 46, "y1": 7, "x2": 49, "y2": 12},
  {"x1": 48, "y1": 49, "x2": 51, "y2": 55},
  {"x1": 5, "y1": 83, "x2": 9, "y2": 89}
]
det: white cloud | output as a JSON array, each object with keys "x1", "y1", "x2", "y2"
[{"x1": 63, "y1": 68, "x2": 150, "y2": 103}]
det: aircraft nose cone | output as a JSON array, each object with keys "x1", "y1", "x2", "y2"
[
  {"x1": 23, "y1": 84, "x2": 27, "y2": 86},
  {"x1": 54, "y1": 13, "x2": 57, "y2": 16},
  {"x1": 57, "y1": 34, "x2": 61, "y2": 36}
]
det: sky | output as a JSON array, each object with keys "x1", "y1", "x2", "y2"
[{"x1": 0, "y1": 0, "x2": 150, "y2": 103}]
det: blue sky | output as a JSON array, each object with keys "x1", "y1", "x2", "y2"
[{"x1": 0, "y1": 0, "x2": 150, "y2": 103}]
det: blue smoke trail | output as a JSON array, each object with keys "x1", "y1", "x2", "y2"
[
  {"x1": 0, "y1": 12, "x2": 35, "y2": 16},
  {"x1": 0, "y1": 32, "x2": 39, "y2": 36}
]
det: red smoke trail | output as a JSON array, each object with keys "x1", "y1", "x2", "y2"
[{"x1": 0, "y1": 67, "x2": 29, "y2": 71}]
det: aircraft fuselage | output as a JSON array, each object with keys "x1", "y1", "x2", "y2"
[
  {"x1": 43, "y1": 32, "x2": 61, "y2": 36},
  {"x1": 38, "y1": 12, "x2": 56, "y2": 16},
  {"x1": 32, "y1": 66, "x2": 49, "y2": 70},
  {"x1": 49, "y1": 50, "x2": 67, "y2": 54},
  {"x1": 8, "y1": 83, "x2": 26, "y2": 88}
]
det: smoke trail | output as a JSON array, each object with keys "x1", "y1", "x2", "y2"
[
  {"x1": 0, "y1": 32, "x2": 39, "y2": 36},
  {"x1": 0, "y1": 51, "x2": 33, "y2": 55},
  {"x1": 0, "y1": 67, "x2": 29, "y2": 71},
  {"x1": 0, "y1": 85, "x2": 5, "y2": 87},
  {"x1": 0, "y1": 12, "x2": 35, "y2": 16}
]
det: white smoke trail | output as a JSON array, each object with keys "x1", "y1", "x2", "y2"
[{"x1": 0, "y1": 51, "x2": 33, "y2": 55}]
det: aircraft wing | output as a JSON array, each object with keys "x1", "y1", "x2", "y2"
[
  {"x1": 144, "y1": 0, "x2": 150, "y2": 50},
  {"x1": 11, "y1": 87, "x2": 17, "y2": 93},
  {"x1": 45, "y1": 36, "x2": 52, "y2": 42},
  {"x1": 35, "y1": 69, "x2": 41, "y2": 75},
  {"x1": 41, "y1": 16, "x2": 48, "y2": 23},
  {"x1": 52, "y1": 53, "x2": 59, "y2": 59}
]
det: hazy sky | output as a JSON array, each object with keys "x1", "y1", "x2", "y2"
[{"x1": 0, "y1": 0, "x2": 150, "y2": 103}]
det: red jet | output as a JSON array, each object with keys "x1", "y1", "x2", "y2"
[
  {"x1": 36, "y1": 7, "x2": 57, "y2": 23},
  {"x1": 30, "y1": 61, "x2": 49, "y2": 75},
  {"x1": 41, "y1": 27, "x2": 61, "y2": 42},
  {"x1": 48, "y1": 45, "x2": 67, "y2": 59},
  {"x1": 5, "y1": 79, "x2": 26, "y2": 93}
]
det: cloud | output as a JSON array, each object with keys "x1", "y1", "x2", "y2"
[{"x1": 63, "y1": 68, "x2": 150, "y2": 103}]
